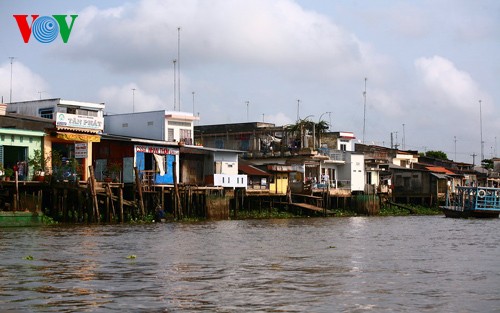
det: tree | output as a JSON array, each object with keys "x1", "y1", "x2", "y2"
[
  {"x1": 425, "y1": 150, "x2": 448, "y2": 160},
  {"x1": 481, "y1": 158, "x2": 493, "y2": 170}
]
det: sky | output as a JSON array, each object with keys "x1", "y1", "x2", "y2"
[{"x1": 0, "y1": 0, "x2": 499, "y2": 164}]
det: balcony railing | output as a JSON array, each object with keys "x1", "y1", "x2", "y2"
[
  {"x1": 318, "y1": 148, "x2": 346, "y2": 161},
  {"x1": 213, "y1": 174, "x2": 247, "y2": 188}
]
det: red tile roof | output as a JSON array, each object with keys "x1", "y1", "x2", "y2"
[{"x1": 425, "y1": 166, "x2": 455, "y2": 175}]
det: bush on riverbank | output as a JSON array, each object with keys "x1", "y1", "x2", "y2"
[
  {"x1": 379, "y1": 204, "x2": 441, "y2": 216},
  {"x1": 232, "y1": 208, "x2": 297, "y2": 219}
]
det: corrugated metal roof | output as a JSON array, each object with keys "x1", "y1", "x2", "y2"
[
  {"x1": 430, "y1": 173, "x2": 448, "y2": 179},
  {"x1": 239, "y1": 164, "x2": 270, "y2": 176}
]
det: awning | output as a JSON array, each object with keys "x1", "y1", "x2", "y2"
[{"x1": 56, "y1": 132, "x2": 101, "y2": 142}]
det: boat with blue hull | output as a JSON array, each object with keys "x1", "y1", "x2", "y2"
[{"x1": 441, "y1": 186, "x2": 500, "y2": 218}]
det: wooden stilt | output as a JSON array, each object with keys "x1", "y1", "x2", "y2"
[
  {"x1": 13, "y1": 172, "x2": 19, "y2": 211},
  {"x1": 172, "y1": 162, "x2": 182, "y2": 219},
  {"x1": 119, "y1": 186, "x2": 124, "y2": 223},
  {"x1": 88, "y1": 166, "x2": 100, "y2": 222},
  {"x1": 134, "y1": 167, "x2": 145, "y2": 217},
  {"x1": 106, "y1": 184, "x2": 116, "y2": 222}
]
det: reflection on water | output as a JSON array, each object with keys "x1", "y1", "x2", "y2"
[{"x1": 1, "y1": 217, "x2": 500, "y2": 312}]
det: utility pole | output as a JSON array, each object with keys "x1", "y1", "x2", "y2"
[
  {"x1": 454, "y1": 136, "x2": 457, "y2": 161},
  {"x1": 296, "y1": 99, "x2": 300, "y2": 121},
  {"x1": 479, "y1": 100, "x2": 484, "y2": 162},
  {"x1": 363, "y1": 77, "x2": 367, "y2": 144},
  {"x1": 173, "y1": 59, "x2": 177, "y2": 110},
  {"x1": 132, "y1": 88, "x2": 136, "y2": 113},
  {"x1": 471, "y1": 153, "x2": 477, "y2": 166},
  {"x1": 177, "y1": 27, "x2": 181, "y2": 111},
  {"x1": 402, "y1": 123, "x2": 405, "y2": 150},
  {"x1": 192, "y1": 91, "x2": 195, "y2": 114},
  {"x1": 246, "y1": 101, "x2": 249, "y2": 122},
  {"x1": 9, "y1": 57, "x2": 15, "y2": 103}
]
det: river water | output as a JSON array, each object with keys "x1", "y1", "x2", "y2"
[{"x1": 1, "y1": 216, "x2": 499, "y2": 313}]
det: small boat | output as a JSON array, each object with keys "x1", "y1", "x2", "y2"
[
  {"x1": 440, "y1": 186, "x2": 500, "y2": 218},
  {"x1": 0, "y1": 211, "x2": 45, "y2": 227}
]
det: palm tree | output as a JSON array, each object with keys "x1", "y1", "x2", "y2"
[{"x1": 285, "y1": 116, "x2": 324, "y2": 150}]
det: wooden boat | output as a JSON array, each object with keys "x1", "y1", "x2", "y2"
[
  {"x1": 440, "y1": 186, "x2": 500, "y2": 218},
  {"x1": 0, "y1": 211, "x2": 45, "y2": 227}
]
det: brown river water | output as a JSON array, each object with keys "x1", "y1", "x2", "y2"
[{"x1": 1, "y1": 216, "x2": 499, "y2": 312}]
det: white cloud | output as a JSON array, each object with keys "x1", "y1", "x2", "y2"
[
  {"x1": 60, "y1": 0, "x2": 374, "y2": 81},
  {"x1": 0, "y1": 61, "x2": 50, "y2": 103},
  {"x1": 414, "y1": 56, "x2": 484, "y2": 112},
  {"x1": 99, "y1": 83, "x2": 165, "y2": 114}
]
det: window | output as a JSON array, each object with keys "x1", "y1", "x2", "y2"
[
  {"x1": 76, "y1": 109, "x2": 98, "y2": 117},
  {"x1": 180, "y1": 129, "x2": 191, "y2": 140},
  {"x1": 147, "y1": 121, "x2": 154, "y2": 126},
  {"x1": 168, "y1": 128, "x2": 174, "y2": 141},
  {"x1": 122, "y1": 123, "x2": 128, "y2": 128},
  {"x1": 168, "y1": 121, "x2": 191, "y2": 127},
  {"x1": 39, "y1": 108, "x2": 54, "y2": 119},
  {"x1": 66, "y1": 107, "x2": 98, "y2": 117}
]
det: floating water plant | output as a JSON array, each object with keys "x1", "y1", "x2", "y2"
[
  {"x1": 126, "y1": 254, "x2": 137, "y2": 259},
  {"x1": 23, "y1": 255, "x2": 34, "y2": 260}
]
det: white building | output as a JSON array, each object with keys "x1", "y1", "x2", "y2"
[
  {"x1": 104, "y1": 110, "x2": 198, "y2": 144},
  {"x1": 319, "y1": 131, "x2": 365, "y2": 192}
]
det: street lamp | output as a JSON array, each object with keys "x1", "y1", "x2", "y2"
[{"x1": 318, "y1": 111, "x2": 332, "y2": 124}]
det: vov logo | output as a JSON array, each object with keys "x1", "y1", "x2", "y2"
[{"x1": 13, "y1": 15, "x2": 78, "y2": 43}]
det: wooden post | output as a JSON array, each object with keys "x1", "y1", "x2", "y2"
[
  {"x1": 134, "y1": 167, "x2": 145, "y2": 217},
  {"x1": 88, "y1": 166, "x2": 100, "y2": 222},
  {"x1": 106, "y1": 184, "x2": 116, "y2": 222},
  {"x1": 13, "y1": 171, "x2": 19, "y2": 211},
  {"x1": 63, "y1": 188, "x2": 68, "y2": 222},
  {"x1": 173, "y1": 161, "x2": 182, "y2": 219},
  {"x1": 119, "y1": 185, "x2": 124, "y2": 223}
]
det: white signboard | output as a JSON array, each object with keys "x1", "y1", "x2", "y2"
[
  {"x1": 75, "y1": 143, "x2": 88, "y2": 158},
  {"x1": 56, "y1": 112, "x2": 104, "y2": 131},
  {"x1": 135, "y1": 145, "x2": 179, "y2": 155}
]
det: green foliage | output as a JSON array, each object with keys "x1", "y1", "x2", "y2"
[
  {"x1": 379, "y1": 204, "x2": 441, "y2": 216},
  {"x1": 28, "y1": 149, "x2": 51, "y2": 171},
  {"x1": 4, "y1": 168, "x2": 14, "y2": 178},
  {"x1": 333, "y1": 208, "x2": 361, "y2": 217},
  {"x1": 232, "y1": 208, "x2": 297, "y2": 219},
  {"x1": 41, "y1": 214, "x2": 58, "y2": 225},
  {"x1": 481, "y1": 158, "x2": 493, "y2": 170},
  {"x1": 425, "y1": 150, "x2": 448, "y2": 160}
]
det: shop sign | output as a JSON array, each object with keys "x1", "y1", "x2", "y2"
[
  {"x1": 135, "y1": 145, "x2": 179, "y2": 155},
  {"x1": 56, "y1": 112, "x2": 104, "y2": 131},
  {"x1": 75, "y1": 143, "x2": 88, "y2": 158}
]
